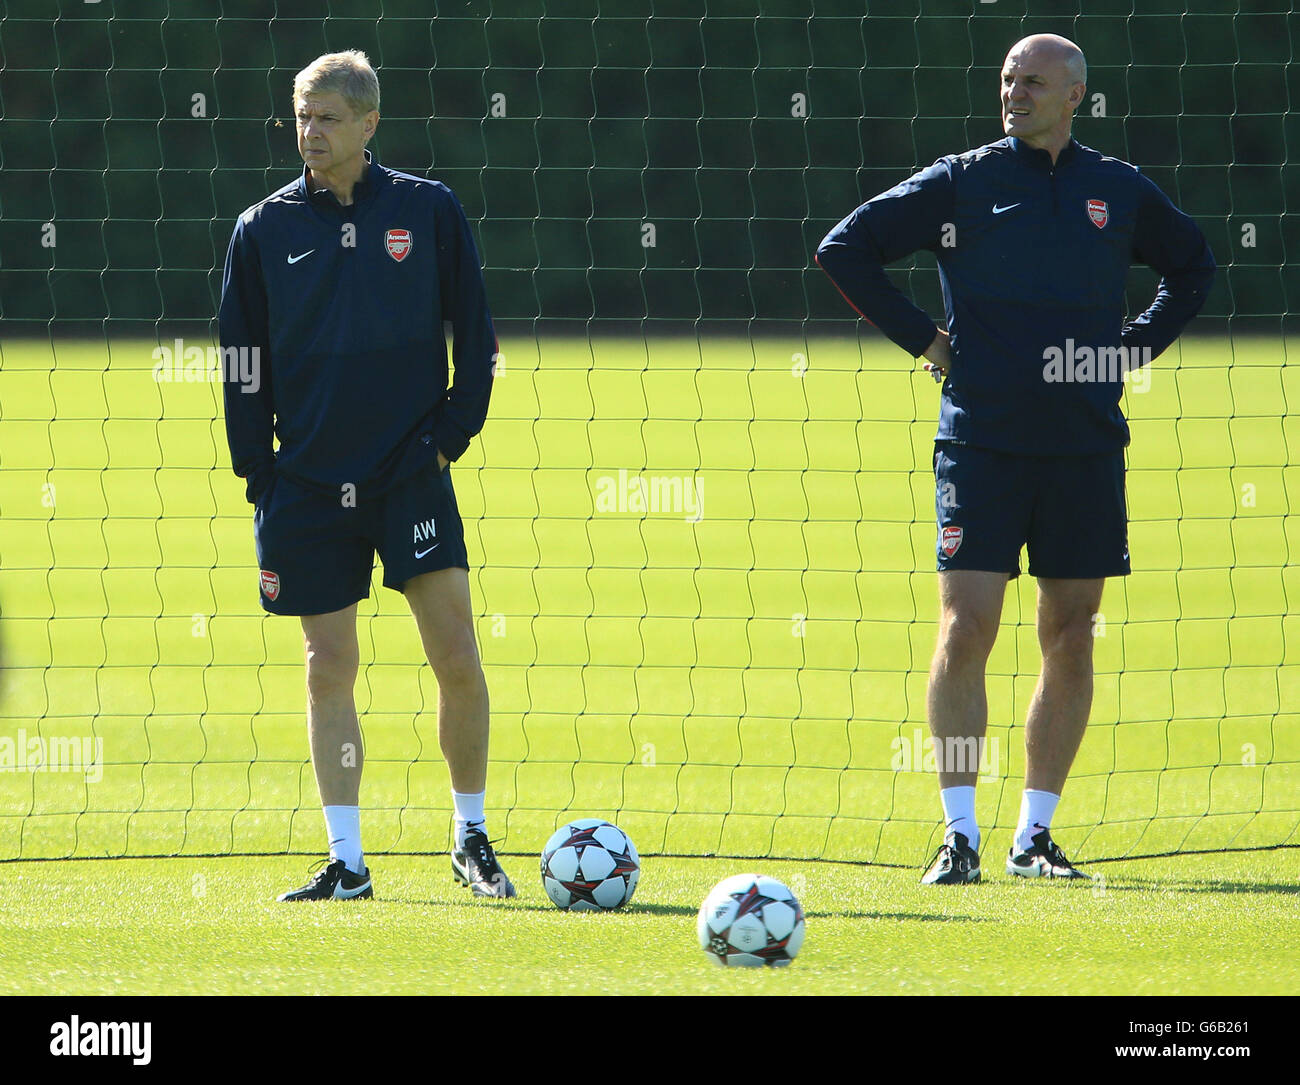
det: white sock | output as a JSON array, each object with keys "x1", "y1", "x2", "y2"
[
  {"x1": 1016, "y1": 789, "x2": 1060, "y2": 853},
  {"x1": 452, "y1": 790, "x2": 486, "y2": 849},
  {"x1": 939, "y1": 785, "x2": 979, "y2": 851},
  {"x1": 323, "y1": 804, "x2": 364, "y2": 874}
]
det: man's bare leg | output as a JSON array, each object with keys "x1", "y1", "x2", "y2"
[
  {"x1": 928, "y1": 570, "x2": 1010, "y2": 790},
  {"x1": 1023, "y1": 577, "x2": 1104, "y2": 794},
  {"x1": 302, "y1": 603, "x2": 363, "y2": 807},
  {"x1": 922, "y1": 569, "x2": 1008, "y2": 883},
  {"x1": 1007, "y1": 576, "x2": 1103, "y2": 879},
  {"x1": 277, "y1": 604, "x2": 373, "y2": 900},
  {"x1": 403, "y1": 567, "x2": 489, "y2": 794},
  {"x1": 404, "y1": 566, "x2": 513, "y2": 897}
]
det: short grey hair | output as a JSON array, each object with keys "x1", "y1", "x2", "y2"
[
  {"x1": 293, "y1": 50, "x2": 380, "y2": 116},
  {"x1": 1007, "y1": 34, "x2": 1087, "y2": 87}
]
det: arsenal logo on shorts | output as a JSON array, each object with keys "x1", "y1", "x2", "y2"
[
  {"x1": 1086, "y1": 199, "x2": 1109, "y2": 229},
  {"x1": 260, "y1": 569, "x2": 280, "y2": 600},
  {"x1": 385, "y1": 228, "x2": 413, "y2": 262},
  {"x1": 940, "y1": 525, "x2": 964, "y2": 558}
]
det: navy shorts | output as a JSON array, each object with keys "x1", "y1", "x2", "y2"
[
  {"x1": 933, "y1": 441, "x2": 1130, "y2": 580},
  {"x1": 253, "y1": 463, "x2": 469, "y2": 615}
]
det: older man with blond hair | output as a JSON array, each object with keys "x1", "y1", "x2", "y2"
[{"x1": 220, "y1": 50, "x2": 513, "y2": 900}]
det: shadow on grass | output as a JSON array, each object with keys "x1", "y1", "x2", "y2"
[
  {"x1": 807, "y1": 909, "x2": 996, "y2": 923},
  {"x1": 1092, "y1": 877, "x2": 1300, "y2": 896},
  {"x1": 371, "y1": 896, "x2": 999, "y2": 921},
  {"x1": 622, "y1": 902, "x2": 716, "y2": 917},
  {"x1": 377, "y1": 896, "x2": 564, "y2": 912},
  {"x1": 376, "y1": 896, "x2": 702, "y2": 915}
]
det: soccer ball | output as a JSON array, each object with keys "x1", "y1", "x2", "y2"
[
  {"x1": 540, "y1": 818, "x2": 640, "y2": 912},
  {"x1": 697, "y1": 873, "x2": 806, "y2": 967}
]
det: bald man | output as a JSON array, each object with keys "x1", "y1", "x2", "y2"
[{"x1": 817, "y1": 35, "x2": 1214, "y2": 883}]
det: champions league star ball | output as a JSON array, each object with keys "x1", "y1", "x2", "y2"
[
  {"x1": 697, "y1": 873, "x2": 806, "y2": 967},
  {"x1": 540, "y1": 819, "x2": 640, "y2": 912}
]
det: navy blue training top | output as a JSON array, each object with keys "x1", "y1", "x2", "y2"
[
  {"x1": 219, "y1": 151, "x2": 497, "y2": 503},
  {"x1": 816, "y1": 136, "x2": 1215, "y2": 455}
]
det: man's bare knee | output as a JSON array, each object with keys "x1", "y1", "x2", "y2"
[
  {"x1": 937, "y1": 608, "x2": 1001, "y2": 666},
  {"x1": 1035, "y1": 577, "x2": 1103, "y2": 665},
  {"x1": 1038, "y1": 614, "x2": 1095, "y2": 668},
  {"x1": 304, "y1": 641, "x2": 359, "y2": 700},
  {"x1": 430, "y1": 635, "x2": 484, "y2": 692},
  {"x1": 934, "y1": 571, "x2": 1007, "y2": 667}
]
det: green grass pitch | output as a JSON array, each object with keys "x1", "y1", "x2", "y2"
[
  {"x1": 0, "y1": 333, "x2": 1297, "y2": 995},
  {"x1": 1, "y1": 850, "x2": 1296, "y2": 995}
]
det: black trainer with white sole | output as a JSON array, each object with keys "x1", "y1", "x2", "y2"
[
  {"x1": 277, "y1": 858, "x2": 374, "y2": 901},
  {"x1": 452, "y1": 828, "x2": 516, "y2": 898},
  {"x1": 921, "y1": 830, "x2": 981, "y2": 885},
  {"x1": 1007, "y1": 829, "x2": 1090, "y2": 879}
]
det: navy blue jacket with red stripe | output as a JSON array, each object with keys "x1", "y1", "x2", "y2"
[
  {"x1": 219, "y1": 152, "x2": 496, "y2": 503},
  {"x1": 816, "y1": 136, "x2": 1215, "y2": 454}
]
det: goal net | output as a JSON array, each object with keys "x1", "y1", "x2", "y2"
[{"x1": 1, "y1": 0, "x2": 1295, "y2": 866}]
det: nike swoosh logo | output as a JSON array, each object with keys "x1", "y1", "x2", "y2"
[
  {"x1": 333, "y1": 876, "x2": 372, "y2": 899},
  {"x1": 287, "y1": 250, "x2": 315, "y2": 264},
  {"x1": 414, "y1": 543, "x2": 439, "y2": 559},
  {"x1": 991, "y1": 203, "x2": 1021, "y2": 215}
]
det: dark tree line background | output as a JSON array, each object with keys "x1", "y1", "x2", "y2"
[{"x1": 0, "y1": 0, "x2": 1292, "y2": 331}]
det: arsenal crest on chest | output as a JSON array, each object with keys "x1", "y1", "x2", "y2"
[
  {"x1": 385, "y1": 227, "x2": 413, "y2": 261},
  {"x1": 1086, "y1": 199, "x2": 1109, "y2": 229}
]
